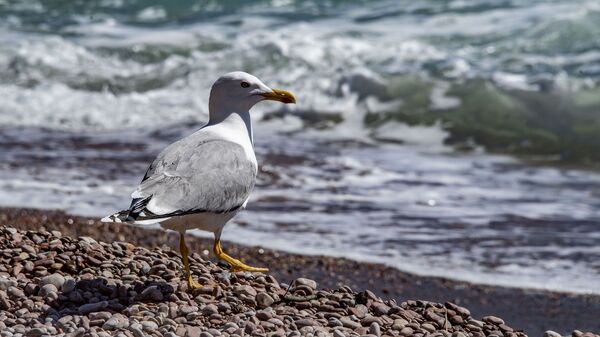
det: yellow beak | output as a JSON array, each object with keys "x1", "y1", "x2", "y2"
[{"x1": 260, "y1": 89, "x2": 296, "y2": 104}]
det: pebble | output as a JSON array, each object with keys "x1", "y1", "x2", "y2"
[
  {"x1": 0, "y1": 277, "x2": 15, "y2": 291},
  {"x1": 217, "y1": 302, "x2": 231, "y2": 313},
  {"x1": 7, "y1": 286, "x2": 24, "y2": 299},
  {"x1": 483, "y1": 316, "x2": 505, "y2": 325},
  {"x1": 139, "y1": 286, "x2": 163, "y2": 302},
  {"x1": 399, "y1": 327, "x2": 414, "y2": 336},
  {"x1": 38, "y1": 284, "x2": 57, "y2": 297},
  {"x1": 422, "y1": 323, "x2": 436, "y2": 332},
  {"x1": 361, "y1": 315, "x2": 382, "y2": 327},
  {"x1": 333, "y1": 330, "x2": 345, "y2": 337},
  {"x1": 348, "y1": 304, "x2": 368, "y2": 318},
  {"x1": 371, "y1": 302, "x2": 390, "y2": 316},
  {"x1": 234, "y1": 285, "x2": 257, "y2": 297},
  {"x1": 186, "y1": 326, "x2": 203, "y2": 337},
  {"x1": 328, "y1": 317, "x2": 343, "y2": 327},
  {"x1": 468, "y1": 318, "x2": 485, "y2": 328},
  {"x1": 256, "y1": 292, "x2": 274, "y2": 308},
  {"x1": 295, "y1": 278, "x2": 317, "y2": 290},
  {"x1": 369, "y1": 322, "x2": 381, "y2": 337},
  {"x1": 544, "y1": 331, "x2": 562, "y2": 337},
  {"x1": 256, "y1": 309, "x2": 273, "y2": 321},
  {"x1": 27, "y1": 327, "x2": 45, "y2": 336},
  {"x1": 392, "y1": 318, "x2": 409, "y2": 330},
  {"x1": 340, "y1": 317, "x2": 361, "y2": 329},
  {"x1": 88, "y1": 311, "x2": 112, "y2": 321},
  {"x1": 446, "y1": 302, "x2": 470, "y2": 317},
  {"x1": 40, "y1": 273, "x2": 65, "y2": 289},
  {"x1": 202, "y1": 304, "x2": 219, "y2": 316},
  {"x1": 78, "y1": 301, "x2": 108, "y2": 315},
  {"x1": 102, "y1": 314, "x2": 129, "y2": 330},
  {"x1": 141, "y1": 320, "x2": 158, "y2": 331}
]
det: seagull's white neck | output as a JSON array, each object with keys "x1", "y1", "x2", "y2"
[
  {"x1": 207, "y1": 89, "x2": 261, "y2": 146},
  {"x1": 207, "y1": 111, "x2": 253, "y2": 145}
]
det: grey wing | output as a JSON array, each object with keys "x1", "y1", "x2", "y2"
[{"x1": 128, "y1": 138, "x2": 257, "y2": 220}]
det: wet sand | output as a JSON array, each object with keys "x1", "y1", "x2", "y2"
[{"x1": 0, "y1": 207, "x2": 598, "y2": 336}]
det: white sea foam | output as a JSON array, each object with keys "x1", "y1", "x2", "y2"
[
  {"x1": 373, "y1": 121, "x2": 449, "y2": 149},
  {"x1": 137, "y1": 6, "x2": 167, "y2": 21}
]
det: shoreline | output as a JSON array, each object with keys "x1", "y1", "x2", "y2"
[
  {"x1": 217, "y1": 237, "x2": 597, "y2": 298},
  {"x1": 1, "y1": 207, "x2": 598, "y2": 336}
]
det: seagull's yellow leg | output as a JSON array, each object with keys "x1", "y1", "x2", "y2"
[
  {"x1": 213, "y1": 238, "x2": 268, "y2": 273},
  {"x1": 179, "y1": 233, "x2": 201, "y2": 289}
]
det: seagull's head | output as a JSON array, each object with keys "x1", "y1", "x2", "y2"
[{"x1": 209, "y1": 71, "x2": 296, "y2": 119}]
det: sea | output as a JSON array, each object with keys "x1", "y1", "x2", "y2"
[{"x1": 1, "y1": 0, "x2": 600, "y2": 294}]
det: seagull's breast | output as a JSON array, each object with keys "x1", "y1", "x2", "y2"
[{"x1": 202, "y1": 114, "x2": 257, "y2": 167}]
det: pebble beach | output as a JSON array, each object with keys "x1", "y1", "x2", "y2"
[{"x1": 0, "y1": 208, "x2": 598, "y2": 337}]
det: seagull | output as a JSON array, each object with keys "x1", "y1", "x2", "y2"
[{"x1": 102, "y1": 72, "x2": 296, "y2": 289}]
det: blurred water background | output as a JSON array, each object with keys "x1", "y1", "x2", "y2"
[{"x1": 1, "y1": 0, "x2": 600, "y2": 293}]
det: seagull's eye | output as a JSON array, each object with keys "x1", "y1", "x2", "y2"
[{"x1": 240, "y1": 81, "x2": 250, "y2": 88}]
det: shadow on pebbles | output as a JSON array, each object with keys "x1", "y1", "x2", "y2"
[{"x1": 0, "y1": 226, "x2": 595, "y2": 337}]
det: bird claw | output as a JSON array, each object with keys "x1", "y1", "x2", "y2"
[
  {"x1": 187, "y1": 277, "x2": 202, "y2": 290},
  {"x1": 229, "y1": 262, "x2": 268, "y2": 273}
]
